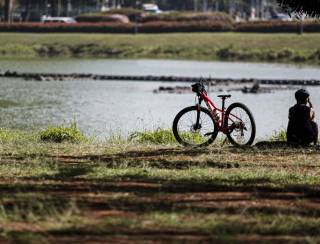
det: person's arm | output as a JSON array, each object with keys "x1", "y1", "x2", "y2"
[{"x1": 308, "y1": 99, "x2": 316, "y2": 120}]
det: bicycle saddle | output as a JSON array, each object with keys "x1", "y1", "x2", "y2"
[{"x1": 218, "y1": 94, "x2": 231, "y2": 99}]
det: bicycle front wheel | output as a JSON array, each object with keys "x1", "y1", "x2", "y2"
[
  {"x1": 172, "y1": 106, "x2": 219, "y2": 147},
  {"x1": 224, "y1": 103, "x2": 256, "y2": 146}
]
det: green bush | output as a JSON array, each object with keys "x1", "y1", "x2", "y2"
[
  {"x1": 216, "y1": 46, "x2": 236, "y2": 59},
  {"x1": 129, "y1": 128, "x2": 176, "y2": 144},
  {"x1": 39, "y1": 122, "x2": 86, "y2": 143},
  {"x1": 293, "y1": 53, "x2": 308, "y2": 62},
  {"x1": 310, "y1": 49, "x2": 320, "y2": 60},
  {"x1": 277, "y1": 48, "x2": 294, "y2": 59}
]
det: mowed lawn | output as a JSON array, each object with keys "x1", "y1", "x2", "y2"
[
  {"x1": 0, "y1": 33, "x2": 320, "y2": 62},
  {"x1": 0, "y1": 138, "x2": 320, "y2": 242},
  {"x1": 0, "y1": 32, "x2": 319, "y2": 50}
]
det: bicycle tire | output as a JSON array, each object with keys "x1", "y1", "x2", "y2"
[
  {"x1": 224, "y1": 102, "x2": 256, "y2": 146},
  {"x1": 172, "y1": 106, "x2": 219, "y2": 147}
]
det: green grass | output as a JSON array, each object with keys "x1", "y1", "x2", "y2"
[
  {"x1": 0, "y1": 33, "x2": 320, "y2": 64},
  {"x1": 129, "y1": 128, "x2": 177, "y2": 144},
  {"x1": 0, "y1": 128, "x2": 37, "y2": 144},
  {"x1": 39, "y1": 121, "x2": 87, "y2": 143},
  {"x1": 270, "y1": 129, "x2": 287, "y2": 141},
  {"x1": 1, "y1": 127, "x2": 320, "y2": 242}
]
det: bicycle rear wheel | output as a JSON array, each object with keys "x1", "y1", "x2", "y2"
[
  {"x1": 224, "y1": 103, "x2": 256, "y2": 146},
  {"x1": 172, "y1": 106, "x2": 218, "y2": 147}
]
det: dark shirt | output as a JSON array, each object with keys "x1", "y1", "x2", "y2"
[{"x1": 287, "y1": 104, "x2": 315, "y2": 144}]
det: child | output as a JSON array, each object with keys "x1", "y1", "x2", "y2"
[{"x1": 287, "y1": 89, "x2": 318, "y2": 146}]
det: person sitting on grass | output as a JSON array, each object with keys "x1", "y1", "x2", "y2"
[{"x1": 287, "y1": 89, "x2": 318, "y2": 146}]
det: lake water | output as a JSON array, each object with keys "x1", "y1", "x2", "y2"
[{"x1": 1, "y1": 58, "x2": 320, "y2": 140}]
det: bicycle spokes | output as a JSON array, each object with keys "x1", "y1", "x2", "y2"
[
  {"x1": 172, "y1": 106, "x2": 218, "y2": 147},
  {"x1": 226, "y1": 105, "x2": 255, "y2": 146}
]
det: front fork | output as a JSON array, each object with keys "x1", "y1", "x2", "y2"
[{"x1": 194, "y1": 97, "x2": 203, "y2": 130}]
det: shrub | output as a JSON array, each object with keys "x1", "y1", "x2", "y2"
[
  {"x1": 141, "y1": 11, "x2": 234, "y2": 25},
  {"x1": 0, "y1": 23, "x2": 135, "y2": 33},
  {"x1": 128, "y1": 128, "x2": 176, "y2": 144},
  {"x1": 310, "y1": 49, "x2": 320, "y2": 60},
  {"x1": 235, "y1": 20, "x2": 320, "y2": 33},
  {"x1": 0, "y1": 21, "x2": 232, "y2": 33},
  {"x1": 39, "y1": 122, "x2": 86, "y2": 143},
  {"x1": 107, "y1": 8, "x2": 143, "y2": 21},
  {"x1": 2, "y1": 20, "x2": 320, "y2": 33},
  {"x1": 139, "y1": 21, "x2": 233, "y2": 33},
  {"x1": 277, "y1": 48, "x2": 294, "y2": 59},
  {"x1": 75, "y1": 13, "x2": 130, "y2": 23},
  {"x1": 293, "y1": 53, "x2": 308, "y2": 62},
  {"x1": 235, "y1": 21, "x2": 299, "y2": 33},
  {"x1": 216, "y1": 46, "x2": 237, "y2": 59}
]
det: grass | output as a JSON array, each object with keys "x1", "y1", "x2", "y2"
[
  {"x1": 39, "y1": 121, "x2": 86, "y2": 143},
  {"x1": 0, "y1": 33, "x2": 320, "y2": 64},
  {"x1": 270, "y1": 129, "x2": 287, "y2": 141},
  {"x1": 0, "y1": 127, "x2": 320, "y2": 242},
  {"x1": 129, "y1": 128, "x2": 177, "y2": 144}
]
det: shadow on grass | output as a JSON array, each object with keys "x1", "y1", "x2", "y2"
[
  {"x1": 52, "y1": 164, "x2": 94, "y2": 179},
  {"x1": 54, "y1": 147, "x2": 242, "y2": 170},
  {"x1": 1, "y1": 164, "x2": 320, "y2": 225},
  {"x1": 4, "y1": 230, "x2": 262, "y2": 243},
  {"x1": 57, "y1": 147, "x2": 210, "y2": 161}
]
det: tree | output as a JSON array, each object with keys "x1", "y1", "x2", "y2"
[
  {"x1": 4, "y1": 0, "x2": 13, "y2": 22},
  {"x1": 277, "y1": 0, "x2": 320, "y2": 16}
]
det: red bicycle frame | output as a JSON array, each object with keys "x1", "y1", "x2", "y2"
[{"x1": 198, "y1": 91, "x2": 243, "y2": 134}]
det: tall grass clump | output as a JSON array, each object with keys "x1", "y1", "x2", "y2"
[
  {"x1": 39, "y1": 122, "x2": 86, "y2": 143},
  {"x1": 270, "y1": 129, "x2": 287, "y2": 141},
  {"x1": 129, "y1": 128, "x2": 176, "y2": 144}
]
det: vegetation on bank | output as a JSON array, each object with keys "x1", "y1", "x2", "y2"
[
  {"x1": 1, "y1": 20, "x2": 320, "y2": 34},
  {"x1": 0, "y1": 126, "x2": 319, "y2": 242},
  {"x1": 75, "y1": 10, "x2": 233, "y2": 24},
  {"x1": 0, "y1": 33, "x2": 320, "y2": 65},
  {"x1": 39, "y1": 122, "x2": 87, "y2": 143}
]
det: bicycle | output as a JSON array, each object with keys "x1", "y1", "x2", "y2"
[{"x1": 172, "y1": 79, "x2": 256, "y2": 147}]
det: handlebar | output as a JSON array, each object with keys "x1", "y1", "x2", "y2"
[{"x1": 191, "y1": 78, "x2": 207, "y2": 96}]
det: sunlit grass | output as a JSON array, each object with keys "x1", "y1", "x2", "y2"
[
  {"x1": 129, "y1": 128, "x2": 177, "y2": 144},
  {"x1": 0, "y1": 33, "x2": 319, "y2": 64},
  {"x1": 39, "y1": 121, "x2": 87, "y2": 143}
]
